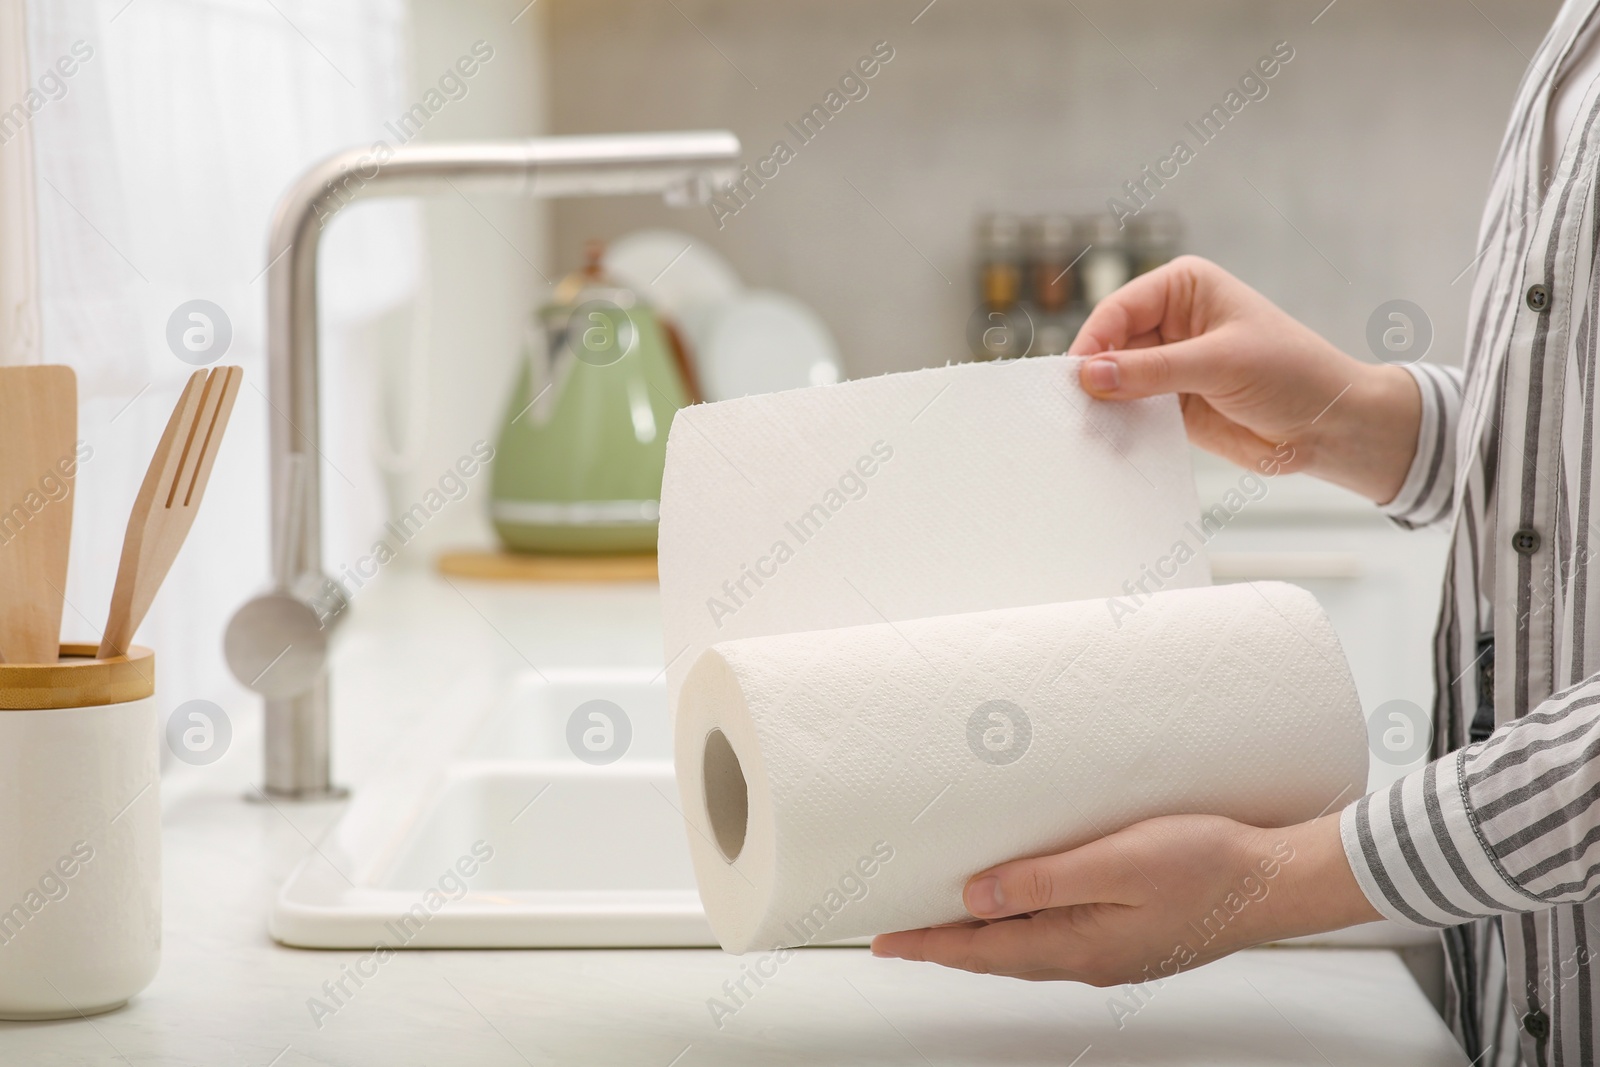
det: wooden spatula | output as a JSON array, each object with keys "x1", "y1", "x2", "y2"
[
  {"x1": 0, "y1": 365, "x2": 77, "y2": 665},
  {"x1": 98, "y1": 366, "x2": 241, "y2": 660}
]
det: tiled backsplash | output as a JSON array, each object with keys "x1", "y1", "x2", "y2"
[{"x1": 549, "y1": 0, "x2": 1554, "y2": 379}]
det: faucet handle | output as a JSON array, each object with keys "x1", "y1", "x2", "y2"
[{"x1": 224, "y1": 578, "x2": 341, "y2": 699}]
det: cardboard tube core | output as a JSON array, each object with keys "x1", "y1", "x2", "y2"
[{"x1": 703, "y1": 728, "x2": 748, "y2": 863}]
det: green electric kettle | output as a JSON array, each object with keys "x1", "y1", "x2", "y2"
[{"x1": 490, "y1": 243, "x2": 693, "y2": 554}]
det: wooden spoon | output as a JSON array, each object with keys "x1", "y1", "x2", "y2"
[
  {"x1": 98, "y1": 366, "x2": 241, "y2": 660},
  {"x1": 0, "y1": 365, "x2": 77, "y2": 665}
]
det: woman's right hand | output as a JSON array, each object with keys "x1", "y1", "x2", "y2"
[{"x1": 1069, "y1": 256, "x2": 1422, "y2": 506}]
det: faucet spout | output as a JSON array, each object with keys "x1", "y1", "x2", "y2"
[{"x1": 224, "y1": 131, "x2": 740, "y2": 799}]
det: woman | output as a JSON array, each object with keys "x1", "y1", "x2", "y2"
[{"x1": 872, "y1": 2, "x2": 1600, "y2": 1063}]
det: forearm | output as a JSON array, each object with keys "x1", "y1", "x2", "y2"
[
  {"x1": 1241, "y1": 813, "x2": 1383, "y2": 943},
  {"x1": 1298, "y1": 362, "x2": 1422, "y2": 507}
]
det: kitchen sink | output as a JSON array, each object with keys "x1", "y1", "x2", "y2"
[
  {"x1": 270, "y1": 662, "x2": 1431, "y2": 957},
  {"x1": 270, "y1": 671, "x2": 716, "y2": 948}
]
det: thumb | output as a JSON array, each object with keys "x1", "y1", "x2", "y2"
[{"x1": 1077, "y1": 337, "x2": 1225, "y2": 401}]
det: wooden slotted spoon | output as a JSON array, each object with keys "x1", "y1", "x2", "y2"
[{"x1": 98, "y1": 366, "x2": 241, "y2": 660}]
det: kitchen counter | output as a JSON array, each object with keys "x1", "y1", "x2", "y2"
[{"x1": 2, "y1": 571, "x2": 1468, "y2": 1066}]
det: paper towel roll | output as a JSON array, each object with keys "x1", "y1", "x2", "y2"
[
  {"x1": 658, "y1": 355, "x2": 1213, "y2": 721},
  {"x1": 675, "y1": 581, "x2": 1367, "y2": 954}
]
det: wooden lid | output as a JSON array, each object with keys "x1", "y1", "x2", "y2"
[{"x1": 0, "y1": 643, "x2": 155, "y2": 711}]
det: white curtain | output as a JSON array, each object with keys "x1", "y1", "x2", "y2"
[
  {"x1": 24, "y1": 0, "x2": 420, "y2": 733},
  {"x1": 0, "y1": 0, "x2": 39, "y2": 365}
]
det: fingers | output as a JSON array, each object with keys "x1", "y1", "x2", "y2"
[
  {"x1": 963, "y1": 838, "x2": 1150, "y2": 919},
  {"x1": 871, "y1": 921, "x2": 984, "y2": 960},
  {"x1": 873, "y1": 915, "x2": 1106, "y2": 982},
  {"x1": 1075, "y1": 335, "x2": 1227, "y2": 401},
  {"x1": 1067, "y1": 263, "x2": 1189, "y2": 356},
  {"x1": 1068, "y1": 256, "x2": 1239, "y2": 402},
  {"x1": 873, "y1": 917, "x2": 1055, "y2": 976}
]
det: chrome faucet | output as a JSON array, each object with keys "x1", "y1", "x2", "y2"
[{"x1": 224, "y1": 131, "x2": 740, "y2": 799}]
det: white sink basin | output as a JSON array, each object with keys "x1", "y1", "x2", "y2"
[
  {"x1": 272, "y1": 664, "x2": 1425, "y2": 956},
  {"x1": 270, "y1": 671, "x2": 717, "y2": 948}
]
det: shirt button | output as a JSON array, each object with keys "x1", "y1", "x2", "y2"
[
  {"x1": 1524, "y1": 1009, "x2": 1551, "y2": 1040},
  {"x1": 1527, "y1": 284, "x2": 1551, "y2": 312},
  {"x1": 1513, "y1": 529, "x2": 1542, "y2": 555}
]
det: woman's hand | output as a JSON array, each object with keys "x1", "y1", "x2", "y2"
[
  {"x1": 870, "y1": 812, "x2": 1379, "y2": 985},
  {"x1": 1070, "y1": 256, "x2": 1422, "y2": 506}
]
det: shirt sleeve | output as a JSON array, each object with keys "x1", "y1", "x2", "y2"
[
  {"x1": 1341, "y1": 678, "x2": 1600, "y2": 927},
  {"x1": 1379, "y1": 361, "x2": 1464, "y2": 531}
]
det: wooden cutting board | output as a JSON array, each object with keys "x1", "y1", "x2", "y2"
[
  {"x1": 436, "y1": 550, "x2": 657, "y2": 583},
  {"x1": 0, "y1": 365, "x2": 77, "y2": 664}
]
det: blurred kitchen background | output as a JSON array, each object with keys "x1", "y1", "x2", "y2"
[
  {"x1": 428, "y1": 0, "x2": 1549, "y2": 791},
  {"x1": 17, "y1": 0, "x2": 1553, "y2": 785},
  {"x1": 426, "y1": 0, "x2": 1551, "y2": 542},
  {"x1": 550, "y1": 0, "x2": 1544, "y2": 378}
]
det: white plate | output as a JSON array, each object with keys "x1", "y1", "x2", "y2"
[
  {"x1": 687, "y1": 290, "x2": 843, "y2": 401},
  {"x1": 602, "y1": 229, "x2": 742, "y2": 321}
]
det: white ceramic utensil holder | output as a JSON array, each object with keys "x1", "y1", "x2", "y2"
[{"x1": 0, "y1": 644, "x2": 160, "y2": 1020}]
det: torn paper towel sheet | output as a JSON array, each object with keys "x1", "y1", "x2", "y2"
[
  {"x1": 675, "y1": 581, "x2": 1366, "y2": 954},
  {"x1": 658, "y1": 355, "x2": 1211, "y2": 720}
]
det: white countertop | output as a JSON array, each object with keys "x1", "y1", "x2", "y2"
[{"x1": 2, "y1": 571, "x2": 1469, "y2": 1066}]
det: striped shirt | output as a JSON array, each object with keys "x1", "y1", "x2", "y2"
[{"x1": 1340, "y1": 1, "x2": 1600, "y2": 1062}]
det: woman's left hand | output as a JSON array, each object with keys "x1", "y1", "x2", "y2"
[{"x1": 869, "y1": 812, "x2": 1378, "y2": 985}]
